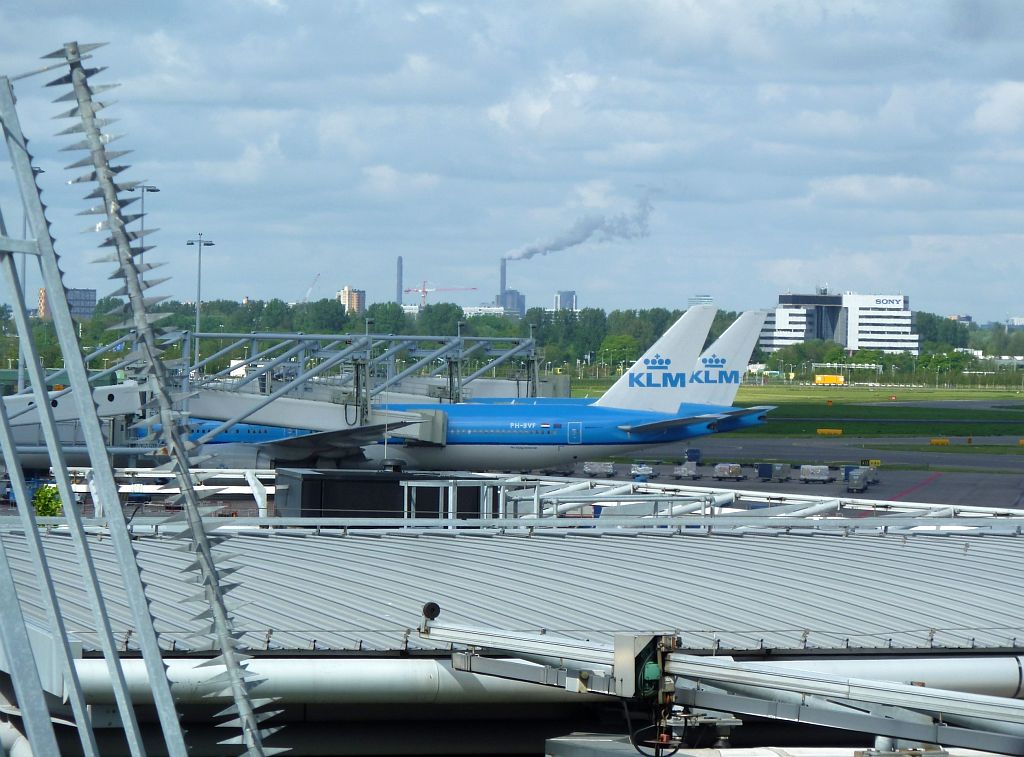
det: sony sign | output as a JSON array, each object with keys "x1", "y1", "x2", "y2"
[{"x1": 874, "y1": 297, "x2": 903, "y2": 306}]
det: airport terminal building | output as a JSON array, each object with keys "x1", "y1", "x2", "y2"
[{"x1": 760, "y1": 290, "x2": 920, "y2": 355}]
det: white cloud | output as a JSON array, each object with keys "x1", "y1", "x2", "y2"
[
  {"x1": 585, "y1": 140, "x2": 677, "y2": 167},
  {"x1": 360, "y1": 164, "x2": 440, "y2": 196},
  {"x1": 197, "y1": 134, "x2": 284, "y2": 184},
  {"x1": 487, "y1": 71, "x2": 598, "y2": 132},
  {"x1": 791, "y1": 109, "x2": 865, "y2": 138},
  {"x1": 972, "y1": 81, "x2": 1024, "y2": 134},
  {"x1": 756, "y1": 233, "x2": 1024, "y2": 318},
  {"x1": 757, "y1": 83, "x2": 789, "y2": 104},
  {"x1": 807, "y1": 174, "x2": 936, "y2": 205},
  {"x1": 3, "y1": 2, "x2": 1024, "y2": 320},
  {"x1": 877, "y1": 86, "x2": 920, "y2": 132},
  {"x1": 317, "y1": 111, "x2": 368, "y2": 158},
  {"x1": 571, "y1": 180, "x2": 615, "y2": 209},
  {"x1": 243, "y1": 0, "x2": 287, "y2": 11}
]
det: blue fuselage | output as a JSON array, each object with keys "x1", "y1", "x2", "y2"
[
  {"x1": 187, "y1": 400, "x2": 767, "y2": 471},
  {"x1": 366, "y1": 400, "x2": 766, "y2": 470}
]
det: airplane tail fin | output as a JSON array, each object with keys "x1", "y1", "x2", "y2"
[
  {"x1": 594, "y1": 305, "x2": 716, "y2": 414},
  {"x1": 682, "y1": 310, "x2": 767, "y2": 407}
]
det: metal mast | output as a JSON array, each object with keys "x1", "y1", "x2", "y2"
[
  {"x1": 49, "y1": 41, "x2": 278, "y2": 755},
  {"x1": 0, "y1": 63, "x2": 163, "y2": 754}
]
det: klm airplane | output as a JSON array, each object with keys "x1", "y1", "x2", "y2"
[
  {"x1": 186, "y1": 306, "x2": 771, "y2": 470},
  {"x1": 364, "y1": 307, "x2": 770, "y2": 470}
]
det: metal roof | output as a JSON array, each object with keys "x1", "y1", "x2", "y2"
[{"x1": 4, "y1": 524, "x2": 1023, "y2": 656}]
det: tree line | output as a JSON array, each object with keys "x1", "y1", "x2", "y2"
[{"x1": 1, "y1": 297, "x2": 1021, "y2": 387}]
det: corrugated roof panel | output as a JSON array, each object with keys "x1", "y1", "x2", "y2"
[{"x1": 4, "y1": 527, "x2": 1023, "y2": 654}]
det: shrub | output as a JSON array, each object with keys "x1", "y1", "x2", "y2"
[{"x1": 32, "y1": 485, "x2": 62, "y2": 517}]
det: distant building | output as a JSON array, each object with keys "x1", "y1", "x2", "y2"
[
  {"x1": 842, "y1": 293, "x2": 918, "y2": 354},
  {"x1": 553, "y1": 290, "x2": 577, "y2": 311},
  {"x1": 463, "y1": 306, "x2": 508, "y2": 317},
  {"x1": 1007, "y1": 317, "x2": 1024, "y2": 328},
  {"x1": 495, "y1": 289, "x2": 526, "y2": 318},
  {"x1": 948, "y1": 314, "x2": 973, "y2": 323},
  {"x1": 760, "y1": 289, "x2": 919, "y2": 355},
  {"x1": 336, "y1": 286, "x2": 366, "y2": 315},
  {"x1": 687, "y1": 294, "x2": 714, "y2": 307},
  {"x1": 38, "y1": 287, "x2": 96, "y2": 320}
]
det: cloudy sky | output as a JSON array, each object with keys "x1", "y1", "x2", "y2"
[{"x1": 0, "y1": 1, "x2": 1021, "y2": 322}]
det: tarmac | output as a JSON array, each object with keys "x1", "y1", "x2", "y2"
[{"x1": 585, "y1": 434, "x2": 1024, "y2": 509}]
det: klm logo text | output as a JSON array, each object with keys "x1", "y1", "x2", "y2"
[{"x1": 628, "y1": 354, "x2": 741, "y2": 388}]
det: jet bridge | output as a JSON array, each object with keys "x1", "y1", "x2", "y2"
[{"x1": 176, "y1": 328, "x2": 545, "y2": 406}]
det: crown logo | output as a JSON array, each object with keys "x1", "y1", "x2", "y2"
[
  {"x1": 701, "y1": 354, "x2": 727, "y2": 368},
  {"x1": 643, "y1": 354, "x2": 671, "y2": 370}
]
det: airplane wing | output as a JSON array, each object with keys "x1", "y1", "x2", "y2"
[
  {"x1": 618, "y1": 406, "x2": 775, "y2": 435},
  {"x1": 256, "y1": 421, "x2": 418, "y2": 461},
  {"x1": 617, "y1": 415, "x2": 720, "y2": 434}
]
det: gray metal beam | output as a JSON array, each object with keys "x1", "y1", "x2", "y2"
[
  {"x1": 461, "y1": 339, "x2": 536, "y2": 384},
  {"x1": 210, "y1": 337, "x2": 337, "y2": 392},
  {"x1": 0, "y1": 264, "x2": 100, "y2": 756},
  {"x1": 0, "y1": 541, "x2": 60, "y2": 755},
  {"x1": 0, "y1": 75, "x2": 150, "y2": 756},
  {"x1": 371, "y1": 340, "x2": 460, "y2": 396},
  {"x1": 675, "y1": 685, "x2": 1024, "y2": 754},
  {"x1": 54, "y1": 40, "x2": 265, "y2": 754},
  {"x1": 191, "y1": 338, "x2": 370, "y2": 444},
  {"x1": 187, "y1": 336, "x2": 249, "y2": 380}
]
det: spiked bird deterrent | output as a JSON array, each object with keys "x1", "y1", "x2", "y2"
[{"x1": 48, "y1": 41, "x2": 279, "y2": 756}]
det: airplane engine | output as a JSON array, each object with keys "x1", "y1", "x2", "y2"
[{"x1": 196, "y1": 442, "x2": 277, "y2": 470}]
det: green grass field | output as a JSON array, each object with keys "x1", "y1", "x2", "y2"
[
  {"x1": 735, "y1": 386, "x2": 1024, "y2": 437},
  {"x1": 737, "y1": 385, "x2": 1024, "y2": 404},
  {"x1": 568, "y1": 379, "x2": 1024, "y2": 438},
  {"x1": 865, "y1": 443, "x2": 1024, "y2": 455}
]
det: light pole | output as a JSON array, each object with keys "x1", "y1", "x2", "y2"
[
  {"x1": 186, "y1": 234, "x2": 215, "y2": 363},
  {"x1": 132, "y1": 184, "x2": 159, "y2": 265}
]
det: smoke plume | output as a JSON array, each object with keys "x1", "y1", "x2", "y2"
[{"x1": 504, "y1": 195, "x2": 653, "y2": 261}]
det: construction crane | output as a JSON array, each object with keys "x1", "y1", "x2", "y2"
[
  {"x1": 302, "y1": 273, "x2": 320, "y2": 303},
  {"x1": 404, "y1": 280, "x2": 477, "y2": 307}
]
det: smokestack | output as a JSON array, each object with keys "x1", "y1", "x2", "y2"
[
  {"x1": 500, "y1": 257, "x2": 507, "y2": 294},
  {"x1": 396, "y1": 256, "x2": 403, "y2": 305}
]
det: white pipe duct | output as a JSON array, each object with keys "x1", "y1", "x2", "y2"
[
  {"x1": 0, "y1": 719, "x2": 33, "y2": 757},
  {"x1": 73, "y1": 657, "x2": 601, "y2": 705},
  {"x1": 749, "y1": 656, "x2": 1024, "y2": 699},
  {"x1": 655, "y1": 492, "x2": 737, "y2": 517}
]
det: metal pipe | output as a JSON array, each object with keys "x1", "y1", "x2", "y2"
[
  {"x1": 74, "y1": 658, "x2": 601, "y2": 705},
  {"x1": 191, "y1": 338, "x2": 369, "y2": 444},
  {"x1": 373, "y1": 340, "x2": 461, "y2": 396},
  {"x1": 664, "y1": 654, "x2": 1024, "y2": 723},
  {"x1": 749, "y1": 656, "x2": 1024, "y2": 699},
  {"x1": 655, "y1": 492, "x2": 737, "y2": 517},
  {"x1": 0, "y1": 718, "x2": 34, "y2": 757},
  {"x1": 461, "y1": 340, "x2": 534, "y2": 384}
]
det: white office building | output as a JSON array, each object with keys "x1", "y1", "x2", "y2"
[
  {"x1": 840, "y1": 293, "x2": 919, "y2": 354},
  {"x1": 760, "y1": 308, "x2": 812, "y2": 352},
  {"x1": 759, "y1": 290, "x2": 919, "y2": 355},
  {"x1": 463, "y1": 305, "x2": 508, "y2": 317},
  {"x1": 553, "y1": 290, "x2": 577, "y2": 312}
]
